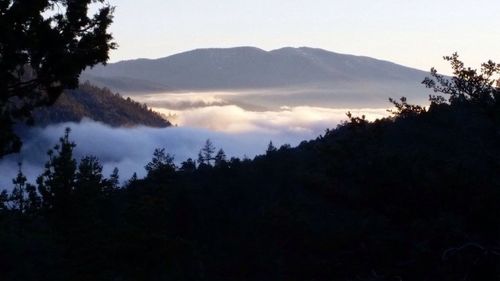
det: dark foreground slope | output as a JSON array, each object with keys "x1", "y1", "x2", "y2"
[
  {"x1": 33, "y1": 82, "x2": 170, "y2": 127},
  {"x1": 0, "y1": 59, "x2": 499, "y2": 280}
]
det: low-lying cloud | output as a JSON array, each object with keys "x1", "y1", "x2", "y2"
[
  {"x1": 156, "y1": 105, "x2": 388, "y2": 133},
  {"x1": 0, "y1": 118, "x2": 322, "y2": 189},
  {"x1": 131, "y1": 92, "x2": 229, "y2": 109},
  {"x1": 0, "y1": 95, "x2": 390, "y2": 190}
]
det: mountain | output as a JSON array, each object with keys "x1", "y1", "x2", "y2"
[
  {"x1": 83, "y1": 47, "x2": 432, "y2": 108},
  {"x1": 33, "y1": 82, "x2": 171, "y2": 128}
]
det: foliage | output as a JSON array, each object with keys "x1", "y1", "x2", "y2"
[
  {"x1": 145, "y1": 148, "x2": 176, "y2": 178},
  {"x1": 266, "y1": 141, "x2": 277, "y2": 154},
  {"x1": 0, "y1": 0, "x2": 115, "y2": 157},
  {"x1": 423, "y1": 52, "x2": 500, "y2": 106},
  {"x1": 197, "y1": 139, "x2": 216, "y2": 166},
  {"x1": 36, "y1": 127, "x2": 77, "y2": 215},
  {"x1": 0, "y1": 56, "x2": 499, "y2": 280},
  {"x1": 388, "y1": 96, "x2": 426, "y2": 118},
  {"x1": 214, "y1": 149, "x2": 227, "y2": 168}
]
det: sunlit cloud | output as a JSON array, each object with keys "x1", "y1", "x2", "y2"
[{"x1": 153, "y1": 105, "x2": 389, "y2": 134}]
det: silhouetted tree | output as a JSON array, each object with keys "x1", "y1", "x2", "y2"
[
  {"x1": 128, "y1": 172, "x2": 138, "y2": 184},
  {"x1": 37, "y1": 128, "x2": 77, "y2": 215},
  {"x1": 10, "y1": 163, "x2": 29, "y2": 212},
  {"x1": 214, "y1": 149, "x2": 227, "y2": 168},
  {"x1": 423, "y1": 53, "x2": 500, "y2": 105},
  {"x1": 0, "y1": 0, "x2": 116, "y2": 157},
  {"x1": 104, "y1": 167, "x2": 120, "y2": 192},
  {"x1": 145, "y1": 148, "x2": 176, "y2": 178},
  {"x1": 25, "y1": 182, "x2": 40, "y2": 215},
  {"x1": 180, "y1": 158, "x2": 197, "y2": 173},
  {"x1": 75, "y1": 155, "x2": 104, "y2": 200},
  {"x1": 388, "y1": 97, "x2": 426, "y2": 118},
  {"x1": 198, "y1": 139, "x2": 216, "y2": 166},
  {"x1": 343, "y1": 111, "x2": 369, "y2": 128},
  {"x1": 266, "y1": 141, "x2": 277, "y2": 154}
]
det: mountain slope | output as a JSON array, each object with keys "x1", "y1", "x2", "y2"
[
  {"x1": 33, "y1": 82, "x2": 171, "y2": 128},
  {"x1": 84, "y1": 47, "x2": 429, "y2": 91},
  {"x1": 83, "y1": 47, "x2": 431, "y2": 108}
]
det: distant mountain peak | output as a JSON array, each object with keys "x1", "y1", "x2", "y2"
[{"x1": 83, "y1": 46, "x2": 430, "y2": 106}]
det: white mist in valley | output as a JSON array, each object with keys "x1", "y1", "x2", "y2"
[
  {"x1": 0, "y1": 90, "x2": 393, "y2": 189},
  {"x1": 131, "y1": 91, "x2": 390, "y2": 132}
]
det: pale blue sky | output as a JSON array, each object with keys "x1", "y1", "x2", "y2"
[{"x1": 106, "y1": 0, "x2": 500, "y2": 73}]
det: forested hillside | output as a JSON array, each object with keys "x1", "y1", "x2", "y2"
[
  {"x1": 0, "y1": 55, "x2": 499, "y2": 280},
  {"x1": 33, "y1": 82, "x2": 170, "y2": 128}
]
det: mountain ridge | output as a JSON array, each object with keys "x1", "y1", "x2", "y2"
[
  {"x1": 83, "y1": 47, "x2": 429, "y2": 94},
  {"x1": 82, "y1": 47, "x2": 429, "y2": 108}
]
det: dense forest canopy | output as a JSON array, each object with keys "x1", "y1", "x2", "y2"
[{"x1": 0, "y1": 55, "x2": 499, "y2": 280}]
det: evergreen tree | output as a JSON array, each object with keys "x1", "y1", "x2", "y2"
[
  {"x1": 145, "y1": 148, "x2": 176, "y2": 177},
  {"x1": 10, "y1": 163, "x2": 28, "y2": 212},
  {"x1": 266, "y1": 141, "x2": 277, "y2": 154},
  {"x1": 214, "y1": 149, "x2": 227, "y2": 168},
  {"x1": 25, "y1": 183, "x2": 41, "y2": 215},
  {"x1": 37, "y1": 128, "x2": 77, "y2": 215},
  {"x1": 180, "y1": 158, "x2": 197, "y2": 173},
  {"x1": 105, "y1": 167, "x2": 120, "y2": 190},
  {"x1": 9, "y1": 162, "x2": 39, "y2": 213},
  {"x1": 128, "y1": 172, "x2": 139, "y2": 185},
  {"x1": 75, "y1": 155, "x2": 104, "y2": 200},
  {"x1": 423, "y1": 52, "x2": 500, "y2": 105},
  {"x1": 388, "y1": 97, "x2": 425, "y2": 118},
  {"x1": 198, "y1": 139, "x2": 216, "y2": 166}
]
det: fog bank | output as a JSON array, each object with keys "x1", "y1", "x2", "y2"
[
  {"x1": 0, "y1": 104, "x2": 389, "y2": 189},
  {"x1": 0, "y1": 120, "x2": 319, "y2": 188}
]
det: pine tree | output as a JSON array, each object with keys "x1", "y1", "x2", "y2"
[
  {"x1": 107, "y1": 167, "x2": 120, "y2": 189},
  {"x1": 10, "y1": 163, "x2": 28, "y2": 212},
  {"x1": 214, "y1": 149, "x2": 227, "y2": 168},
  {"x1": 100, "y1": 167, "x2": 120, "y2": 198},
  {"x1": 10, "y1": 162, "x2": 40, "y2": 214},
  {"x1": 128, "y1": 173, "x2": 139, "y2": 185},
  {"x1": 75, "y1": 155, "x2": 104, "y2": 200},
  {"x1": 180, "y1": 158, "x2": 197, "y2": 173},
  {"x1": 266, "y1": 141, "x2": 277, "y2": 155},
  {"x1": 37, "y1": 128, "x2": 77, "y2": 215},
  {"x1": 25, "y1": 183, "x2": 41, "y2": 215},
  {"x1": 145, "y1": 148, "x2": 176, "y2": 177},
  {"x1": 423, "y1": 53, "x2": 500, "y2": 106},
  {"x1": 198, "y1": 139, "x2": 216, "y2": 166}
]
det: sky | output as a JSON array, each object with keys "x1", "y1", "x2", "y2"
[{"x1": 104, "y1": 0, "x2": 500, "y2": 73}]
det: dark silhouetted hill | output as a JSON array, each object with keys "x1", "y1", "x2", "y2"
[{"x1": 33, "y1": 82, "x2": 170, "y2": 127}]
